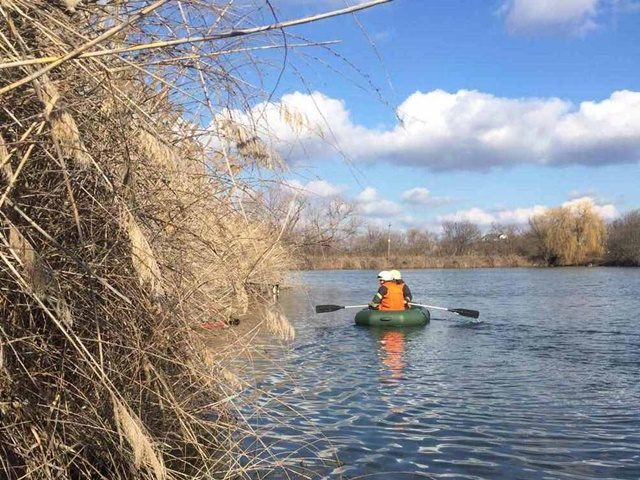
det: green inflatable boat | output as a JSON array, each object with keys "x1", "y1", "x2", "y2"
[{"x1": 354, "y1": 306, "x2": 430, "y2": 327}]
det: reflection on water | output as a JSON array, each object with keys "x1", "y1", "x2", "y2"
[
  {"x1": 379, "y1": 328, "x2": 406, "y2": 382},
  {"x1": 241, "y1": 268, "x2": 640, "y2": 479},
  {"x1": 374, "y1": 327, "x2": 425, "y2": 438}
]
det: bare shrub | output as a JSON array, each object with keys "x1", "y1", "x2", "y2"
[
  {"x1": 606, "y1": 210, "x2": 640, "y2": 266},
  {"x1": 439, "y1": 221, "x2": 482, "y2": 256},
  {"x1": 0, "y1": 0, "x2": 362, "y2": 477}
]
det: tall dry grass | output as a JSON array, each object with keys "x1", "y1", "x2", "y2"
[
  {"x1": 0, "y1": 0, "x2": 366, "y2": 477},
  {"x1": 302, "y1": 254, "x2": 535, "y2": 270}
]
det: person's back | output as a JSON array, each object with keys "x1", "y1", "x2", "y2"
[
  {"x1": 379, "y1": 281, "x2": 405, "y2": 310},
  {"x1": 389, "y1": 269, "x2": 412, "y2": 309},
  {"x1": 369, "y1": 271, "x2": 406, "y2": 310}
]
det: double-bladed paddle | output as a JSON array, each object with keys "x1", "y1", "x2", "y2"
[
  {"x1": 315, "y1": 303, "x2": 480, "y2": 319},
  {"x1": 315, "y1": 304, "x2": 368, "y2": 313},
  {"x1": 409, "y1": 302, "x2": 479, "y2": 319}
]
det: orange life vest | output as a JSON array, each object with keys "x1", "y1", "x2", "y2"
[{"x1": 379, "y1": 281, "x2": 406, "y2": 310}]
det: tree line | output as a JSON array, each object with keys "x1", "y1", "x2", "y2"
[{"x1": 285, "y1": 197, "x2": 640, "y2": 267}]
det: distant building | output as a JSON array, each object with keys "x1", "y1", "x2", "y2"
[{"x1": 482, "y1": 233, "x2": 509, "y2": 242}]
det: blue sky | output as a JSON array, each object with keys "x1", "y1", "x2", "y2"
[{"x1": 229, "y1": 0, "x2": 640, "y2": 231}]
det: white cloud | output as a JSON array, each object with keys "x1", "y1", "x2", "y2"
[
  {"x1": 568, "y1": 189, "x2": 596, "y2": 199},
  {"x1": 437, "y1": 205, "x2": 550, "y2": 226},
  {"x1": 501, "y1": 0, "x2": 640, "y2": 35},
  {"x1": 354, "y1": 187, "x2": 402, "y2": 218},
  {"x1": 401, "y1": 187, "x2": 431, "y2": 204},
  {"x1": 283, "y1": 179, "x2": 345, "y2": 197},
  {"x1": 217, "y1": 89, "x2": 640, "y2": 172},
  {"x1": 438, "y1": 207, "x2": 506, "y2": 226},
  {"x1": 502, "y1": 0, "x2": 599, "y2": 34},
  {"x1": 562, "y1": 196, "x2": 618, "y2": 220},
  {"x1": 494, "y1": 206, "x2": 550, "y2": 224},
  {"x1": 437, "y1": 196, "x2": 617, "y2": 226},
  {"x1": 356, "y1": 186, "x2": 379, "y2": 203},
  {"x1": 401, "y1": 187, "x2": 451, "y2": 205},
  {"x1": 303, "y1": 179, "x2": 345, "y2": 197},
  {"x1": 359, "y1": 199, "x2": 402, "y2": 217}
]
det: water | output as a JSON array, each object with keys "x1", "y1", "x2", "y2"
[{"x1": 239, "y1": 268, "x2": 640, "y2": 479}]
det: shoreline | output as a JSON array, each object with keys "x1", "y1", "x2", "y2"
[
  {"x1": 299, "y1": 254, "x2": 537, "y2": 270},
  {"x1": 296, "y1": 254, "x2": 638, "y2": 270}
]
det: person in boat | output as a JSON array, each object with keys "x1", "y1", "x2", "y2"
[
  {"x1": 389, "y1": 269, "x2": 413, "y2": 309},
  {"x1": 368, "y1": 270, "x2": 408, "y2": 310}
]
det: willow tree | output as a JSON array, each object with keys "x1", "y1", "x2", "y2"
[{"x1": 529, "y1": 202, "x2": 605, "y2": 266}]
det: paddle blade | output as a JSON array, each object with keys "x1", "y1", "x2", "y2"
[
  {"x1": 449, "y1": 308, "x2": 480, "y2": 319},
  {"x1": 315, "y1": 304, "x2": 345, "y2": 314}
]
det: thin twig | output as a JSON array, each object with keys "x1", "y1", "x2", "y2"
[
  {"x1": 0, "y1": 0, "x2": 171, "y2": 95},
  {"x1": 0, "y1": 0, "x2": 389, "y2": 71}
]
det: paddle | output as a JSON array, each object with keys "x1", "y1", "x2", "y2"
[
  {"x1": 409, "y1": 302, "x2": 479, "y2": 319},
  {"x1": 315, "y1": 304, "x2": 368, "y2": 313}
]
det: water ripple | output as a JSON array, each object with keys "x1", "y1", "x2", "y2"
[{"x1": 241, "y1": 268, "x2": 640, "y2": 479}]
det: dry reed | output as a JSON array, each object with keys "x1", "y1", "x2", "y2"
[
  {"x1": 1, "y1": 0, "x2": 392, "y2": 476},
  {"x1": 0, "y1": 1, "x2": 315, "y2": 478},
  {"x1": 302, "y1": 254, "x2": 535, "y2": 270}
]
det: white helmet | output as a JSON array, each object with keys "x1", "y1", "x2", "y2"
[
  {"x1": 389, "y1": 269, "x2": 402, "y2": 280},
  {"x1": 377, "y1": 270, "x2": 393, "y2": 282}
]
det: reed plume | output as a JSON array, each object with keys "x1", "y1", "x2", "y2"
[
  {"x1": 0, "y1": 1, "x2": 294, "y2": 478},
  {"x1": 0, "y1": 0, "x2": 389, "y2": 477}
]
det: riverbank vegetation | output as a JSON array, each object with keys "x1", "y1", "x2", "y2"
[
  {"x1": 605, "y1": 210, "x2": 640, "y2": 266},
  {"x1": 291, "y1": 197, "x2": 640, "y2": 268},
  {"x1": 0, "y1": 1, "x2": 387, "y2": 478}
]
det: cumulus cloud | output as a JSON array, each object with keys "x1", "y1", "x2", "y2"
[
  {"x1": 438, "y1": 207, "x2": 499, "y2": 226},
  {"x1": 501, "y1": 0, "x2": 599, "y2": 34},
  {"x1": 562, "y1": 196, "x2": 618, "y2": 219},
  {"x1": 568, "y1": 189, "x2": 596, "y2": 200},
  {"x1": 437, "y1": 197, "x2": 617, "y2": 226},
  {"x1": 501, "y1": 0, "x2": 640, "y2": 35},
  {"x1": 283, "y1": 179, "x2": 346, "y2": 197},
  {"x1": 401, "y1": 187, "x2": 452, "y2": 206},
  {"x1": 356, "y1": 187, "x2": 378, "y2": 203},
  {"x1": 217, "y1": 89, "x2": 640, "y2": 172},
  {"x1": 402, "y1": 187, "x2": 432, "y2": 205},
  {"x1": 355, "y1": 187, "x2": 402, "y2": 217}
]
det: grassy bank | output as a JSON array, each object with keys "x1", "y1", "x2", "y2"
[
  {"x1": 301, "y1": 254, "x2": 537, "y2": 270},
  {"x1": 1, "y1": 2, "x2": 298, "y2": 479}
]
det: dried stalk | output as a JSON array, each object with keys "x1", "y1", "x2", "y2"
[
  {"x1": 0, "y1": 0, "x2": 387, "y2": 71},
  {"x1": 0, "y1": 0, "x2": 390, "y2": 478}
]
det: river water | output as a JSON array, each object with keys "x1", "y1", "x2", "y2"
[{"x1": 239, "y1": 268, "x2": 640, "y2": 479}]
